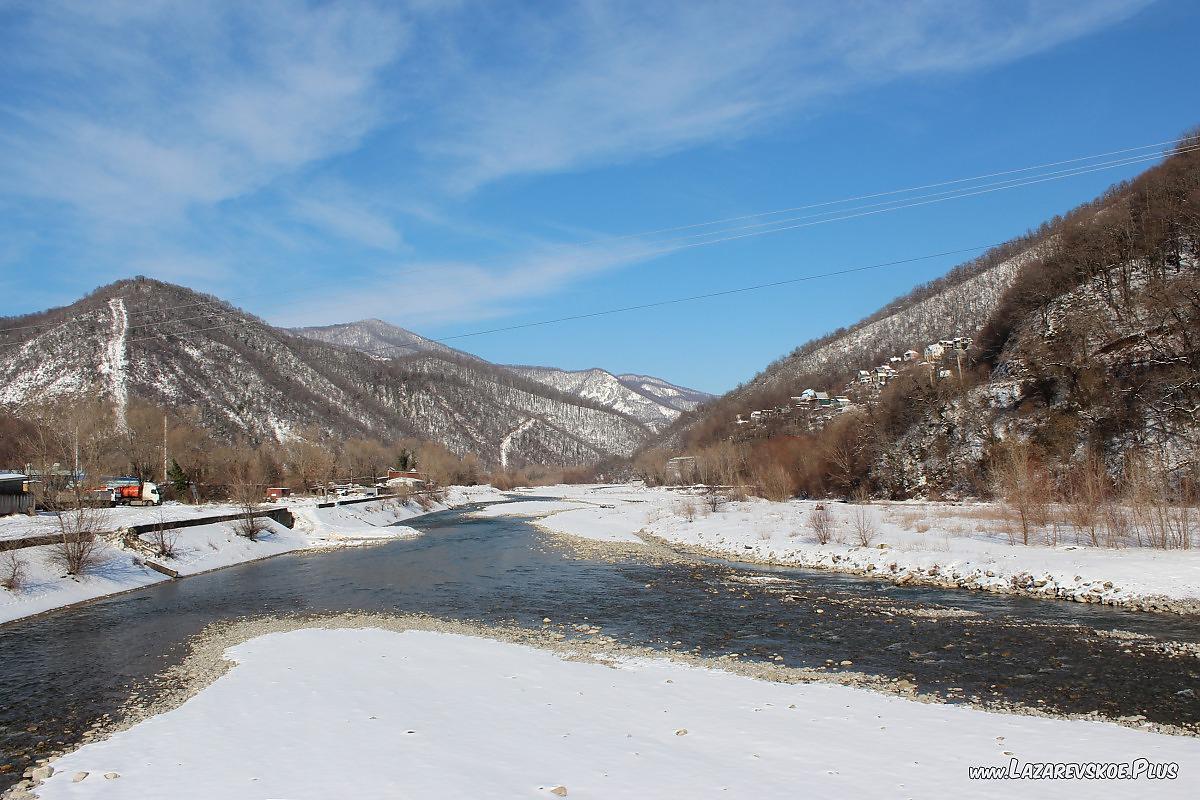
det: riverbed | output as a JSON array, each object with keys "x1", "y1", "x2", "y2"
[{"x1": 2, "y1": 500, "x2": 1198, "y2": 791}]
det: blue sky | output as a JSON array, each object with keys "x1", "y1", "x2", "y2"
[{"x1": 1, "y1": 0, "x2": 1197, "y2": 393}]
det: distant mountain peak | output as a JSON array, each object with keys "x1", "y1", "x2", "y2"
[{"x1": 291, "y1": 322, "x2": 711, "y2": 432}]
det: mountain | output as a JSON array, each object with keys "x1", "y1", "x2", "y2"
[
  {"x1": 655, "y1": 136, "x2": 1200, "y2": 498},
  {"x1": 292, "y1": 318, "x2": 471, "y2": 361},
  {"x1": 505, "y1": 366, "x2": 709, "y2": 431},
  {"x1": 293, "y1": 319, "x2": 712, "y2": 431},
  {"x1": 0, "y1": 280, "x2": 652, "y2": 467},
  {"x1": 655, "y1": 233, "x2": 1052, "y2": 450}
]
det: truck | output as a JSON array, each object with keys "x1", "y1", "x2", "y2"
[{"x1": 98, "y1": 478, "x2": 163, "y2": 507}]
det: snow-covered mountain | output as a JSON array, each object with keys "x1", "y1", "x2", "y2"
[
  {"x1": 0, "y1": 280, "x2": 651, "y2": 466},
  {"x1": 506, "y1": 366, "x2": 710, "y2": 431},
  {"x1": 652, "y1": 234, "x2": 1051, "y2": 450},
  {"x1": 292, "y1": 318, "x2": 470, "y2": 361},
  {"x1": 294, "y1": 319, "x2": 711, "y2": 431}
]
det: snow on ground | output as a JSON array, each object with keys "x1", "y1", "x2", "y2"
[
  {"x1": 523, "y1": 485, "x2": 1200, "y2": 611},
  {"x1": 0, "y1": 486, "x2": 506, "y2": 625},
  {"x1": 0, "y1": 503, "x2": 245, "y2": 542},
  {"x1": 31, "y1": 627, "x2": 1200, "y2": 799}
]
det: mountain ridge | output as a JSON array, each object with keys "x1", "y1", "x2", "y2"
[
  {"x1": 294, "y1": 319, "x2": 712, "y2": 431},
  {"x1": 0, "y1": 279, "x2": 654, "y2": 467}
]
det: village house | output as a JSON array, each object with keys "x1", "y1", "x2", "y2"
[{"x1": 0, "y1": 472, "x2": 35, "y2": 516}]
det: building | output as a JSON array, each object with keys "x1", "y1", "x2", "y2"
[
  {"x1": 924, "y1": 343, "x2": 946, "y2": 361},
  {"x1": 903, "y1": 349, "x2": 920, "y2": 361},
  {"x1": 386, "y1": 469, "x2": 427, "y2": 486},
  {"x1": 0, "y1": 472, "x2": 35, "y2": 516},
  {"x1": 665, "y1": 456, "x2": 698, "y2": 484},
  {"x1": 265, "y1": 486, "x2": 292, "y2": 500}
]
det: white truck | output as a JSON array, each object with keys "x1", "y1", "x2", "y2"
[{"x1": 102, "y1": 478, "x2": 163, "y2": 507}]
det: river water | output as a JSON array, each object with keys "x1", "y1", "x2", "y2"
[{"x1": 1, "y1": 501, "x2": 1198, "y2": 788}]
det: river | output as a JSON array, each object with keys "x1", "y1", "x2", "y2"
[{"x1": 1, "y1": 500, "x2": 1198, "y2": 789}]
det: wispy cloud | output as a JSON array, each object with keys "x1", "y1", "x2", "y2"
[
  {"x1": 0, "y1": 0, "x2": 1152, "y2": 323},
  {"x1": 0, "y1": 0, "x2": 409, "y2": 222},
  {"x1": 422, "y1": 0, "x2": 1153, "y2": 189}
]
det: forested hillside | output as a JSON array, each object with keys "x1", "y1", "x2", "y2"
[
  {"x1": 647, "y1": 135, "x2": 1200, "y2": 501},
  {"x1": 0, "y1": 280, "x2": 652, "y2": 467}
]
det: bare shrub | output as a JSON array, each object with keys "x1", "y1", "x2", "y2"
[
  {"x1": 1125, "y1": 456, "x2": 1196, "y2": 550},
  {"x1": 390, "y1": 483, "x2": 414, "y2": 505},
  {"x1": 807, "y1": 504, "x2": 833, "y2": 545},
  {"x1": 994, "y1": 441, "x2": 1050, "y2": 546},
  {"x1": 2, "y1": 552, "x2": 27, "y2": 592},
  {"x1": 414, "y1": 492, "x2": 436, "y2": 511},
  {"x1": 705, "y1": 489, "x2": 726, "y2": 513},
  {"x1": 915, "y1": 522, "x2": 931, "y2": 533},
  {"x1": 849, "y1": 489, "x2": 877, "y2": 546},
  {"x1": 1065, "y1": 453, "x2": 1108, "y2": 546},
  {"x1": 146, "y1": 512, "x2": 179, "y2": 559},
  {"x1": 677, "y1": 500, "x2": 697, "y2": 522},
  {"x1": 229, "y1": 457, "x2": 266, "y2": 540},
  {"x1": 1101, "y1": 503, "x2": 1131, "y2": 548},
  {"x1": 753, "y1": 462, "x2": 796, "y2": 502},
  {"x1": 50, "y1": 504, "x2": 103, "y2": 575}
]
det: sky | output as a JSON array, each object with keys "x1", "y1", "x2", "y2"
[{"x1": 1, "y1": 0, "x2": 1197, "y2": 394}]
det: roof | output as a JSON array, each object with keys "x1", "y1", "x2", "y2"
[{"x1": 0, "y1": 472, "x2": 28, "y2": 481}]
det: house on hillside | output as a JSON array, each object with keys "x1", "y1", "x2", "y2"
[
  {"x1": 857, "y1": 369, "x2": 872, "y2": 384},
  {"x1": 814, "y1": 391, "x2": 832, "y2": 407},
  {"x1": 924, "y1": 343, "x2": 946, "y2": 361},
  {"x1": 903, "y1": 349, "x2": 920, "y2": 362}
]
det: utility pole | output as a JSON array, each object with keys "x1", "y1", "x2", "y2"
[{"x1": 162, "y1": 413, "x2": 169, "y2": 484}]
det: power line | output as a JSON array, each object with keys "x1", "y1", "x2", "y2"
[
  {"x1": 3, "y1": 138, "x2": 1194, "y2": 350},
  {"x1": 117, "y1": 244, "x2": 994, "y2": 351},
  {"x1": 100, "y1": 143, "x2": 1200, "y2": 342},
  {"x1": 2, "y1": 132, "x2": 1186, "y2": 337}
]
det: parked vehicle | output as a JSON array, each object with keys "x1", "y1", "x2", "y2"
[{"x1": 97, "y1": 478, "x2": 162, "y2": 507}]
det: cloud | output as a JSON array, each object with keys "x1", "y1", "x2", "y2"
[
  {"x1": 0, "y1": 0, "x2": 409, "y2": 222},
  {"x1": 0, "y1": 0, "x2": 1152, "y2": 326},
  {"x1": 291, "y1": 191, "x2": 406, "y2": 252},
  {"x1": 267, "y1": 237, "x2": 655, "y2": 329},
  {"x1": 422, "y1": 0, "x2": 1153, "y2": 189}
]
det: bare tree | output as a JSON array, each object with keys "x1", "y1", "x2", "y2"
[
  {"x1": 704, "y1": 488, "x2": 726, "y2": 513},
  {"x1": 1065, "y1": 452, "x2": 1108, "y2": 546},
  {"x1": 807, "y1": 504, "x2": 834, "y2": 545},
  {"x1": 145, "y1": 509, "x2": 179, "y2": 559},
  {"x1": 994, "y1": 440, "x2": 1049, "y2": 545},
  {"x1": 2, "y1": 552, "x2": 27, "y2": 592},
  {"x1": 849, "y1": 488, "x2": 877, "y2": 546},
  {"x1": 228, "y1": 456, "x2": 266, "y2": 540}
]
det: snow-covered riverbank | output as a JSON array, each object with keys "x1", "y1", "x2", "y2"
[
  {"x1": 17, "y1": 621, "x2": 1200, "y2": 799},
  {"x1": 0, "y1": 486, "x2": 505, "y2": 625},
  {"x1": 493, "y1": 485, "x2": 1200, "y2": 613}
]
